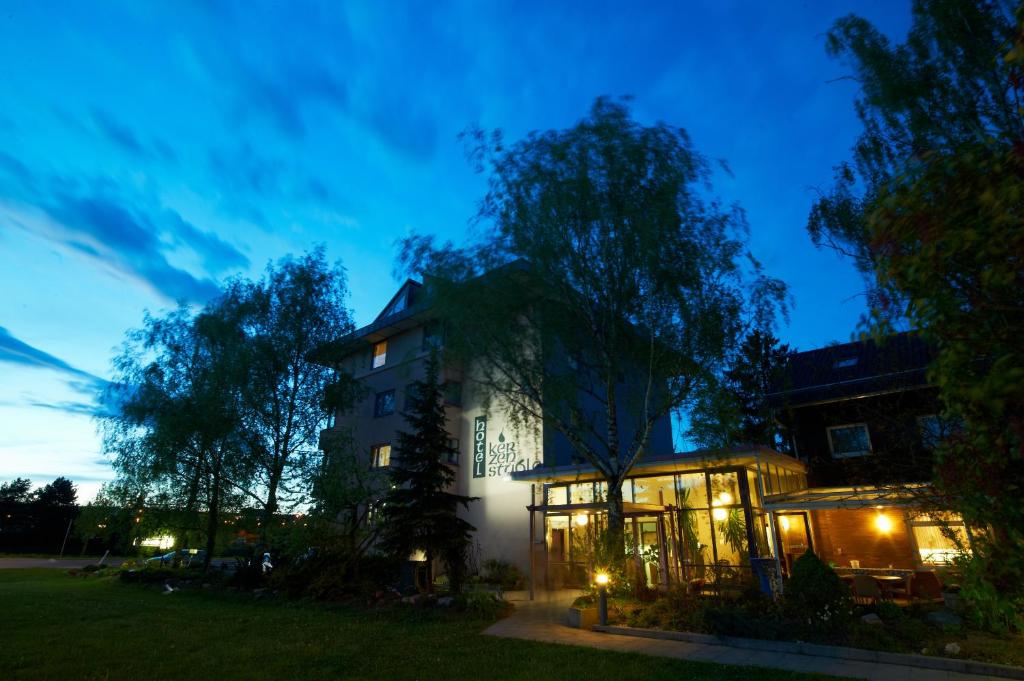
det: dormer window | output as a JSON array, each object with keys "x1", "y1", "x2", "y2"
[
  {"x1": 827, "y1": 423, "x2": 872, "y2": 458},
  {"x1": 833, "y1": 357, "x2": 858, "y2": 369},
  {"x1": 372, "y1": 340, "x2": 387, "y2": 369}
]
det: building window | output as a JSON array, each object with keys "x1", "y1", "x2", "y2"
[
  {"x1": 827, "y1": 423, "x2": 872, "y2": 458},
  {"x1": 909, "y1": 513, "x2": 971, "y2": 565},
  {"x1": 371, "y1": 444, "x2": 391, "y2": 468},
  {"x1": 374, "y1": 390, "x2": 395, "y2": 417},
  {"x1": 372, "y1": 340, "x2": 387, "y2": 369},
  {"x1": 422, "y1": 321, "x2": 443, "y2": 351},
  {"x1": 443, "y1": 381, "x2": 462, "y2": 407},
  {"x1": 446, "y1": 438, "x2": 459, "y2": 465}
]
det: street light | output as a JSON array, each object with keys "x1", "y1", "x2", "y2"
[{"x1": 595, "y1": 572, "x2": 610, "y2": 625}]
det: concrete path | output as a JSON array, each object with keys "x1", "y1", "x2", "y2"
[
  {"x1": 485, "y1": 591, "x2": 1006, "y2": 681},
  {"x1": 0, "y1": 557, "x2": 125, "y2": 569}
]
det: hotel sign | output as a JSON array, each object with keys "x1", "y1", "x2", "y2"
[{"x1": 473, "y1": 416, "x2": 487, "y2": 478}]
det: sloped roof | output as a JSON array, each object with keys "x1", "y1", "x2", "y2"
[{"x1": 768, "y1": 332, "x2": 934, "y2": 408}]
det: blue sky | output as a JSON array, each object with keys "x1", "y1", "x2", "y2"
[{"x1": 0, "y1": 1, "x2": 910, "y2": 500}]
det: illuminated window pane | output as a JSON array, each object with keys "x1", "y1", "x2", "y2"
[
  {"x1": 372, "y1": 340, "x2": 388, "y2": 369},
  {"x1": 371, "y1": 444, "x2": 391, "y2": 468},
  {"x1": 569, "y1": 483, "x2": 594, "y2": 504},
  {"x1": 912, "y1": 520, "x2": 971, "y2": 565},
  {"x1": 546, "y1": 486, "x2": 568, "y2": 506},
  {"x1": 632, "y1": 476, "x2": 676, "y2": 506},
  {"x1": 677, "y1": 473, "x2": 708, "y2": 509}
]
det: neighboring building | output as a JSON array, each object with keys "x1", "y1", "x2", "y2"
[{"x1": 765, "y1": 333, "x2": 970, "y2": 576}]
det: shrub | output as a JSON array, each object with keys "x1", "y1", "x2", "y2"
[
  {"x1": 955, "y1": 553, "x2": 1024, "y2": 634},
  {"x1": 626, "y1": 585, "x2": 705, "y2": 632},
  {"x1": 783, "y1": 550, "x2": 854, "y2": 642},
  {"x1": 119, "y1": 565, "x2": 178, "y2": 584},
  {"x1": 454, "y1": 589, "x2": 510, "y2": 619},
  {"x1": 875, "y1": 600, "x2": 903, "y2": 622},
  {"x1": 479, "y1": 559, "x2": 524, "y2": 591},
  {"x1": 702, "y1": 591, "x2": 792, "y2": 640}
]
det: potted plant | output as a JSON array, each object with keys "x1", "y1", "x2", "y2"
[{"x1": 567, "y1": 594, "x2": 599, "y2": 628}]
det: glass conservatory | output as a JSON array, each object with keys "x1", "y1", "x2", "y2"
[{"x1": 514, "y1": 447, "x2": 807, "y2": 593}]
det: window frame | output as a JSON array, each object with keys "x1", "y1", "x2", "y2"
[
  {"x1": 372, "y1": 340, "x2": 388, "y2": 369},
  {"x1": 826, "y1": 423, "x2": 872, "y2": 459},
  {"x1": 374, "y1": 389, "x2": 396, "y2": 418},
  {"x1": 446, "y1": 438, "x2": 459, "y2": 465},
  {"x1": 370, "y1": 443, "x2": 391, "y2": 468}
]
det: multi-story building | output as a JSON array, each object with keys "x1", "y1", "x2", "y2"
[
  {"x1": 318, "y1": 275, "x2": 675, "y2": 581},
  {"x1": 765, "y1": 333, "x2": 970, "y2": 577}
]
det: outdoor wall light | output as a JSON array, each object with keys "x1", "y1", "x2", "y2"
[
  {"x1": 779, "y1": 516, "x2": 790, "y2": 532},
  {"x1": 875, "y1": 514, "x2": 893, "y2": 534},
  {"x1": 574, "y1": 513, "x2": 589, "y2": 527}
]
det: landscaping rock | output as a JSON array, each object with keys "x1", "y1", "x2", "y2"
[
  {"x1": 925, "y1": 610, "x2": 962, "y2": 630},
  {"x1": 944, "y1": 642, "x2": 961, "y2": 656},
  {"x1": 860, "y1": 613, "x2": 883, "y2": 625}
]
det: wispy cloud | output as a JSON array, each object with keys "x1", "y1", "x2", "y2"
[
  {"x1": 0, "y1": 326, "x2": 114, "y2": 416},
  {"x1": 0, "y1": 153, "x2": 248, "y2": 302},
  {"x1": 0, "y1": 326, "x2": 104, "y2": 385}
]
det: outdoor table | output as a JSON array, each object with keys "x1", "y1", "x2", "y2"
[{"x1": 873, "y1": 574, "x2": 910, "y2": 598}]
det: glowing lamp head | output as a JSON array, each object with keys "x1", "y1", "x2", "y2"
[
  {"x1": 718, "y1": 492, "x2": 733, "y2": 505},
  {"x1": 712, "y1": 507, "x2": 728, "y2": 521},
  {"x1": 779, "y1": 516, "x2": 790, "y2": 532},
  {"x1": 875, "y1": 514, "x2": 893, "y2": 534},
  {"x1": 574, "y1": 513, "x2": 589, "y2": 527},
  {"x1": 594, "y1": 572, "x2": 610, "y2": 587}
]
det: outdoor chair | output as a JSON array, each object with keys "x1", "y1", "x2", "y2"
[
  {"x1": 910, "y1": 571, "x2": 943, "y2": 602},
  {"x1": 851, "y1": 574, "x2": 883, "y2": 605}
]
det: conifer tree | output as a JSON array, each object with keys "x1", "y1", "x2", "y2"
[{"x1": 379, "y1": 353, "x2": 477, "y2": 592}]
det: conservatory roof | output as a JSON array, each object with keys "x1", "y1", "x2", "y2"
[
  {"x1": 763, "y1": 483, "x2": 935, "y2": 511},
  {"x1": 511, "y1": 446, "x2": 805, "y2": 485}
]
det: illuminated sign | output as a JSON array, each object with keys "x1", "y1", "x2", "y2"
[{"x1": 473, "y1": 416, "x2": 487, "y2": 478}]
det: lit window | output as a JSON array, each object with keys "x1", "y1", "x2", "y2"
[
  {"x1": 827, "y1": 423, "x2": 872, "y2": 458},
  {"x1": 371, "y1": 444, "x2": 391, "y2": 468},
  {"x1": 910, "y1": 514, "x2": 971, "y2": 565},
  {"x1": 372, "y1": 340, "x2": 387, "y2": 369},
  {"x1": 374, "y1": 390, "x2": 395, "y2": 417}
]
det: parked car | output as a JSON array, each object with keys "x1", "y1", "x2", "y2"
[{"x1": 146, "y1": 549, "x2": 206, "y2": 567}]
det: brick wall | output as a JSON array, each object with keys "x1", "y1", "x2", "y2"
[{"x1": 810, "y1": 508, "x2": 916, "y2": 569}]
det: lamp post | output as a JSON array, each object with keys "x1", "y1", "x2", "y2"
[{"x1": 595, "y1": 572, "x2": 610, "y2": 625}]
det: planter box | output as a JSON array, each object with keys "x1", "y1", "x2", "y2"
[{"x1": 567, "y1": 606, "x2": 599, "y2": 629}]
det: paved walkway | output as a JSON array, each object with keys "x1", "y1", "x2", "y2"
[{"x1": 485, "y1": 591, "x2": 1007, "y2": 681}]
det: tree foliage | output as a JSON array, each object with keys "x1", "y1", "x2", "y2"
[
  {"x1": 689, "y1": 330, "x2": 791, "y2": 450},
  {"x1": 379, "y1": 354, "x2": 477, "y2": 592},
  {"x1": 0, "y1": 478, "x2": 33, "y2": 504},
  {"x1": 101, "y1": 248, "x2": 355, "y2": 566},
  {"x1": 811, "y1": 0, "x2": 1024, "y2": 612},
  {"x1": 399, "y1": 97, "x2": 786, "y2": 557}
]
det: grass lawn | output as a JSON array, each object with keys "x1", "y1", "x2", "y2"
[{"x1": 0, "y1": 570, "x2": 837, "y2": 680}]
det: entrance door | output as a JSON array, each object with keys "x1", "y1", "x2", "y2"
[
  {"x1": 631, "y1": 515, "x2": 668, "y2": 588},
  {"x1": 776, "y1": 512, "x2": 812, "y2": 575}
]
